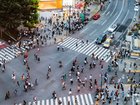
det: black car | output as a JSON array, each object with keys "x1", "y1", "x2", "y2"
[{"x1": 95, "y1": 34, "x2": 107, "y2": 44}]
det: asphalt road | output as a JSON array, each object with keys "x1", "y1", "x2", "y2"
[{"x1": 0, "y1": 0, "x2": 137, "y2": 105}]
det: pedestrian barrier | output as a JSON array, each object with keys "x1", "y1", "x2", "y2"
[
  {"x1": 58, "y1": 37, "x2": 116, "y2": 62},
  {"x1": 18, "y1": 93, "x2": 94, "y2": 105}
]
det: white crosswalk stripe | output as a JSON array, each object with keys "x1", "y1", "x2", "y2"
[
  {"x1": 0, "y1": 44, "x2": 27, "y2": 64},
  {"x1": 58, "y1": 37, "x2": 116, "y2": 62},
  {"x1": 19, "y1": 93, "x2": 94, "y2": 105}
]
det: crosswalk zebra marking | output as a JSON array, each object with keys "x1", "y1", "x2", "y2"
[
  {"x1": 51, "y1": 99, "x2": 53, "y2": 105},
  {"x1": 3, "y1": 48, "x2": 15, "y2": 56},
  {"x1": 83, "y1": 44, "x2": 95, "y2": 54},
  {"x1": 37, "y1": 101, "x2": 40, "y2": 105},
  {"x1": 61, "y1": 37, "x2": 75, "y2": 46},
  {"x1": 76, "y1": 95, "x2": 81, "y2": 105},
  {"x1": 68, "y1": 96, "x2": 71, "y2": 105},
  {"x1": 88, "y1": 94, "x2": 94, "y2": 105},
  {"x1": 72, "y1": 96, "x2": 75, "y2": 105},
  {"x1": 84, "y1": 94, "x2": 89, "y2": 105},
  {"x1": 98, "y1": 49, "x2": 107, "y2": 59},
  {"x1": 28, "y1": 102, "x2": 31, "y2": 105},
  {"x1": 46, "y1": 99, "x2": 49, "y2": 105},
  {"x1": 59, "y1": 97, "x2": 62, "y2": 105},
  {"x1": 80, "y1": 94, "x2": 85, "y2": 105},
  {"x1": 42, "y1": 100, "x2": 45, "y2": 105},
  {"x1": 86, "y1": 45, "x2": 97, "y2": 55},
  {"x1": 1, "y1": 49, "x2": 14, "y2": 59},
  {"x1": 79, "y1": 42, "x2": 94, "y2": 53},
  {"x1": 63, "y1": 97, "x2": 67, "y2": 105},
  {"x1": 64, "y1": 40, "x2": 75, "y2": 48},
  {"x1": 58, "y1": 37, "x2": 116, "y2": 62},
  {"x1": 55, "y1": 98, "x2": 58, "y2": 105},
  {"x1": 59, "y1": 37, "x2": 72, "y2": 46}
]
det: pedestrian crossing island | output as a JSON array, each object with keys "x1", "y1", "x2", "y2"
[
  {"x1": 58, "y1": 37, "x2": 116, "y2": 62},
  {"x1": 18, "y1": 93, "x2": 94, "y2": 105}
]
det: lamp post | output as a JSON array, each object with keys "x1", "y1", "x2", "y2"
[{"x1": 69, "y1": 5, "x2": 71, "y2": 34}]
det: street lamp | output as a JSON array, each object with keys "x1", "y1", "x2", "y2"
[{"x1": 68, "y1": 5, "x2": 71, "y2": 34}]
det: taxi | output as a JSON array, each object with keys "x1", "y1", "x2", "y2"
[{"x1": 103, "y1": 38, "x2": 112, "y2": 48}]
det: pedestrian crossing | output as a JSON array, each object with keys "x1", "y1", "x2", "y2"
[
  {"x1": 19, "y1": 93, "x2": 94, "y2": 105},
  {"x1": 0, "y1": 45, "x2": 26, "y2": 64},
  {"x1": 58, "y1": 37, "x2": 116, "y2": 62}
]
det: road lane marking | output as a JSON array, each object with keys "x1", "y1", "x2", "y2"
[
  {"x1": 102, "y1": 20, "x2": 107, "y2": 25},
  {"x1": 89, "y1": 30, "x2": 96, "y2": 35},
  {"x1": 114, "y1": 13, "x2": 118, "y2": 16},
  {"x1": 121, "y1": 10, "x2": 129, "y2": 24},
  {"x1": 80, "y1": 28, "x2": 88, "y2": 34},
  {"x1": 106, "y1": 11, "x2": 110, "y2": 16},
  {"x1": 84, "y1": 94, "x2": 90, "y2": 105},
  {"x1": 102, "y1": 1, "x2": 111, "y2": 15},
  {"x1": 110, "y1": 0, "x2": 118, "y2": 16},
  {"x1": 104, "y1": 0, "x2": 125, "y2": 33},
  {"x1": 88, "y1": 94, "x2": 94, "y2": 105}
]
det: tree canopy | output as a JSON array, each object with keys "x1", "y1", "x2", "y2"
[{"x1": 0, "y1": 0, "x2": 39, "y2": 29}]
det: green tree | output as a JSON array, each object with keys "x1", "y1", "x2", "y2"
[{"x1": 0, "y1": 0, "x2": 39, "y2": 30}]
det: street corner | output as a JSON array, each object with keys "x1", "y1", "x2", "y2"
[{"x1": 55, "y1": 36, "x2": 67, "y2": 43}]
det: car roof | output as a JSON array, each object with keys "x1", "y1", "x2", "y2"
[{"x1": 105, "y1": 38, "x2": 111, "y2": 42}]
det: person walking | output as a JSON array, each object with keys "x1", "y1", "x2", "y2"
[
  {"x1": 48, "y1": 65, "x2": 51, "y2": 72},
  {"x1": 14, "y1": 89, "x2": 17, "y2": 96},
  {"x1": 16, "y1": 81, "x2": 21, "y2": 88},
  {"x1": 22, "y1": 74, "x2": 25, "y2": 81},
  {"x1": 69, "y1": 88, "x2": 72, "y2": 95},
  {"x1": 33, "y1": 96, "x2": 37, "y2": 103},
  {"x1": 38, "y1": 57, "x2": 40, "y2": 63}
]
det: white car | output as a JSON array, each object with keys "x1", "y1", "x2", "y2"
[
  {"x1": 134, "y1": 6, "x2": 139, "y2": 11},
  {"x1": 108, "y1": 24, "x2": 117, "y2": 32}
]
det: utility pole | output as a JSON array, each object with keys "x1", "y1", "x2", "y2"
[{"x1": 69, "y1": 6, "x2": 71, "y2": 34}]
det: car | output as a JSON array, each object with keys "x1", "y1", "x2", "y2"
[
  {"x1": 108, "y1": 24, "x2": 117, "y2": 32},
  {"x1": 103, "y1": 38, "x2": 112, "y2": 48},
  {"x1": 96, "y1": 34, "x2": 107, "y2": 44},
  {"x1": 134, "y1": 6, "x2": 139, "y2": 11},
  {"x1": 93, "y1": 14, "x2": 100, "y2": 20}
]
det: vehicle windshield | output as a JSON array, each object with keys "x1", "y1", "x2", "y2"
[
  {"x1": 111, "y1": 25, "x2": 114, "y2": 29},
  {"x1": 104, "y1": 41, "x2": 109, "y2": 44},
  {"x1": 98, "y1": 36, "x2": 103, "y2": 40}
]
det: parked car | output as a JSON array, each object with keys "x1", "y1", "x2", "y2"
[
  {"x1": 108, "y1": 24, "x2": 117, "y2": 32},
  {"x1": 93, "y1": 14, "x2": 100, "y2": 20},
  {"x1": 103, "y1": 38, "x2": 112, "y2": 48},
  {"x1": 96, "y1": 34, "x2": 107, "y2": 44}
]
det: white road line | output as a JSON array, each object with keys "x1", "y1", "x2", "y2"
[
  {"x1": 46, "y1": 100, "x2": 49, "y2": 105},
  {"x1": 51, "y1": 99, "x2": 53, "y2": 105},
  {"x1": 59, "y1": 97, "x2": 62, "y2": 105},
  {"x1": 104, "y1": 50, "x2": 111, "y2": 60},
  {"x1": 121, "y1": 10, "x2": 129, "y2": 24},
  {"x1": 37, "y1": 101, "x2": 40, "y2": 105},
  {"x1": 63, "y1": 97, "x2": 67, "y2": 105},
  {"x1": 93, "y1": 47, "x2": 102, "y2": 55},
  {"x1": 28, "y1": 102, "x2": 31, "y2": 105},
  {"x1": 104, "y1": 0, "x2": 125, "y2": 33},
  {"x1": 102, "y1": 20, "x2": 107, "y2": 25},
  {"x1": 94, "y1": 48, "x2": 105, "y2": 57},
  {"x1": 102, "y1": 2, "x2": 111, "y2": 15},
  {"x1": 98, "y1": 49, "x2": 107, "y2": 59},
  {"x1": 65, "y1": 38, "x2": 76, "y2": 47},
  {"x1": 72, "y1": 96, "x2": 75, "y2": 105},
  {"x1": 84, "y1": 94, "x2": 90, "y2": 105},
  {"x1": 89, "y1": 30, "x2": 96, "y2": 36},
  {"x1": 88, "y1": 94, "x2": 94, "y2": 105},
  {"x1": 76, "y1": 95, "x2": 81, "y2": 105},
  {"x1": 80, "y1": 28, "x2": 88, "y2": 34},
  {"x1": 110, "y1": 0, "x2": 118, "y2": 16},
  {"x1": 106, "y1": 11, "x2": 110, "y2": 16},
  {"x1": 59, "y1": 37, "x2": 72, "y2": 46},
  {"x1": 1, "y1": 50, "x2": 13, "y2": 59},
  {"x1": 114, "y1": 13, "x2": 118, "y2": 17},
  {"x1": 80, "y1": 95, "x2": 85, "y2": 105},
  {"x1": 55, "y1": 98, "x2": 58, "y2": 105},
  {"x1": 85, "y1": 45, "x2": 96, "y2": 55},
  {"x1": 42, "y1": 100, "x2": 45, "y2": 105},
  {"x1": 68, "y1": 96, "x2": 71, "y2": 105},
  {"x1": 86, "y1": 45, "x2": 97, "y2": 55},
  {"x1": 79, "y1": 42, "x2": 94, "y2": 53},
  {"x1": 3, "y1": 48, "x2": 15, "y2": 56},
  {"x1": 69, "y1": 41, "x2": 81, "y2": 49}
]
